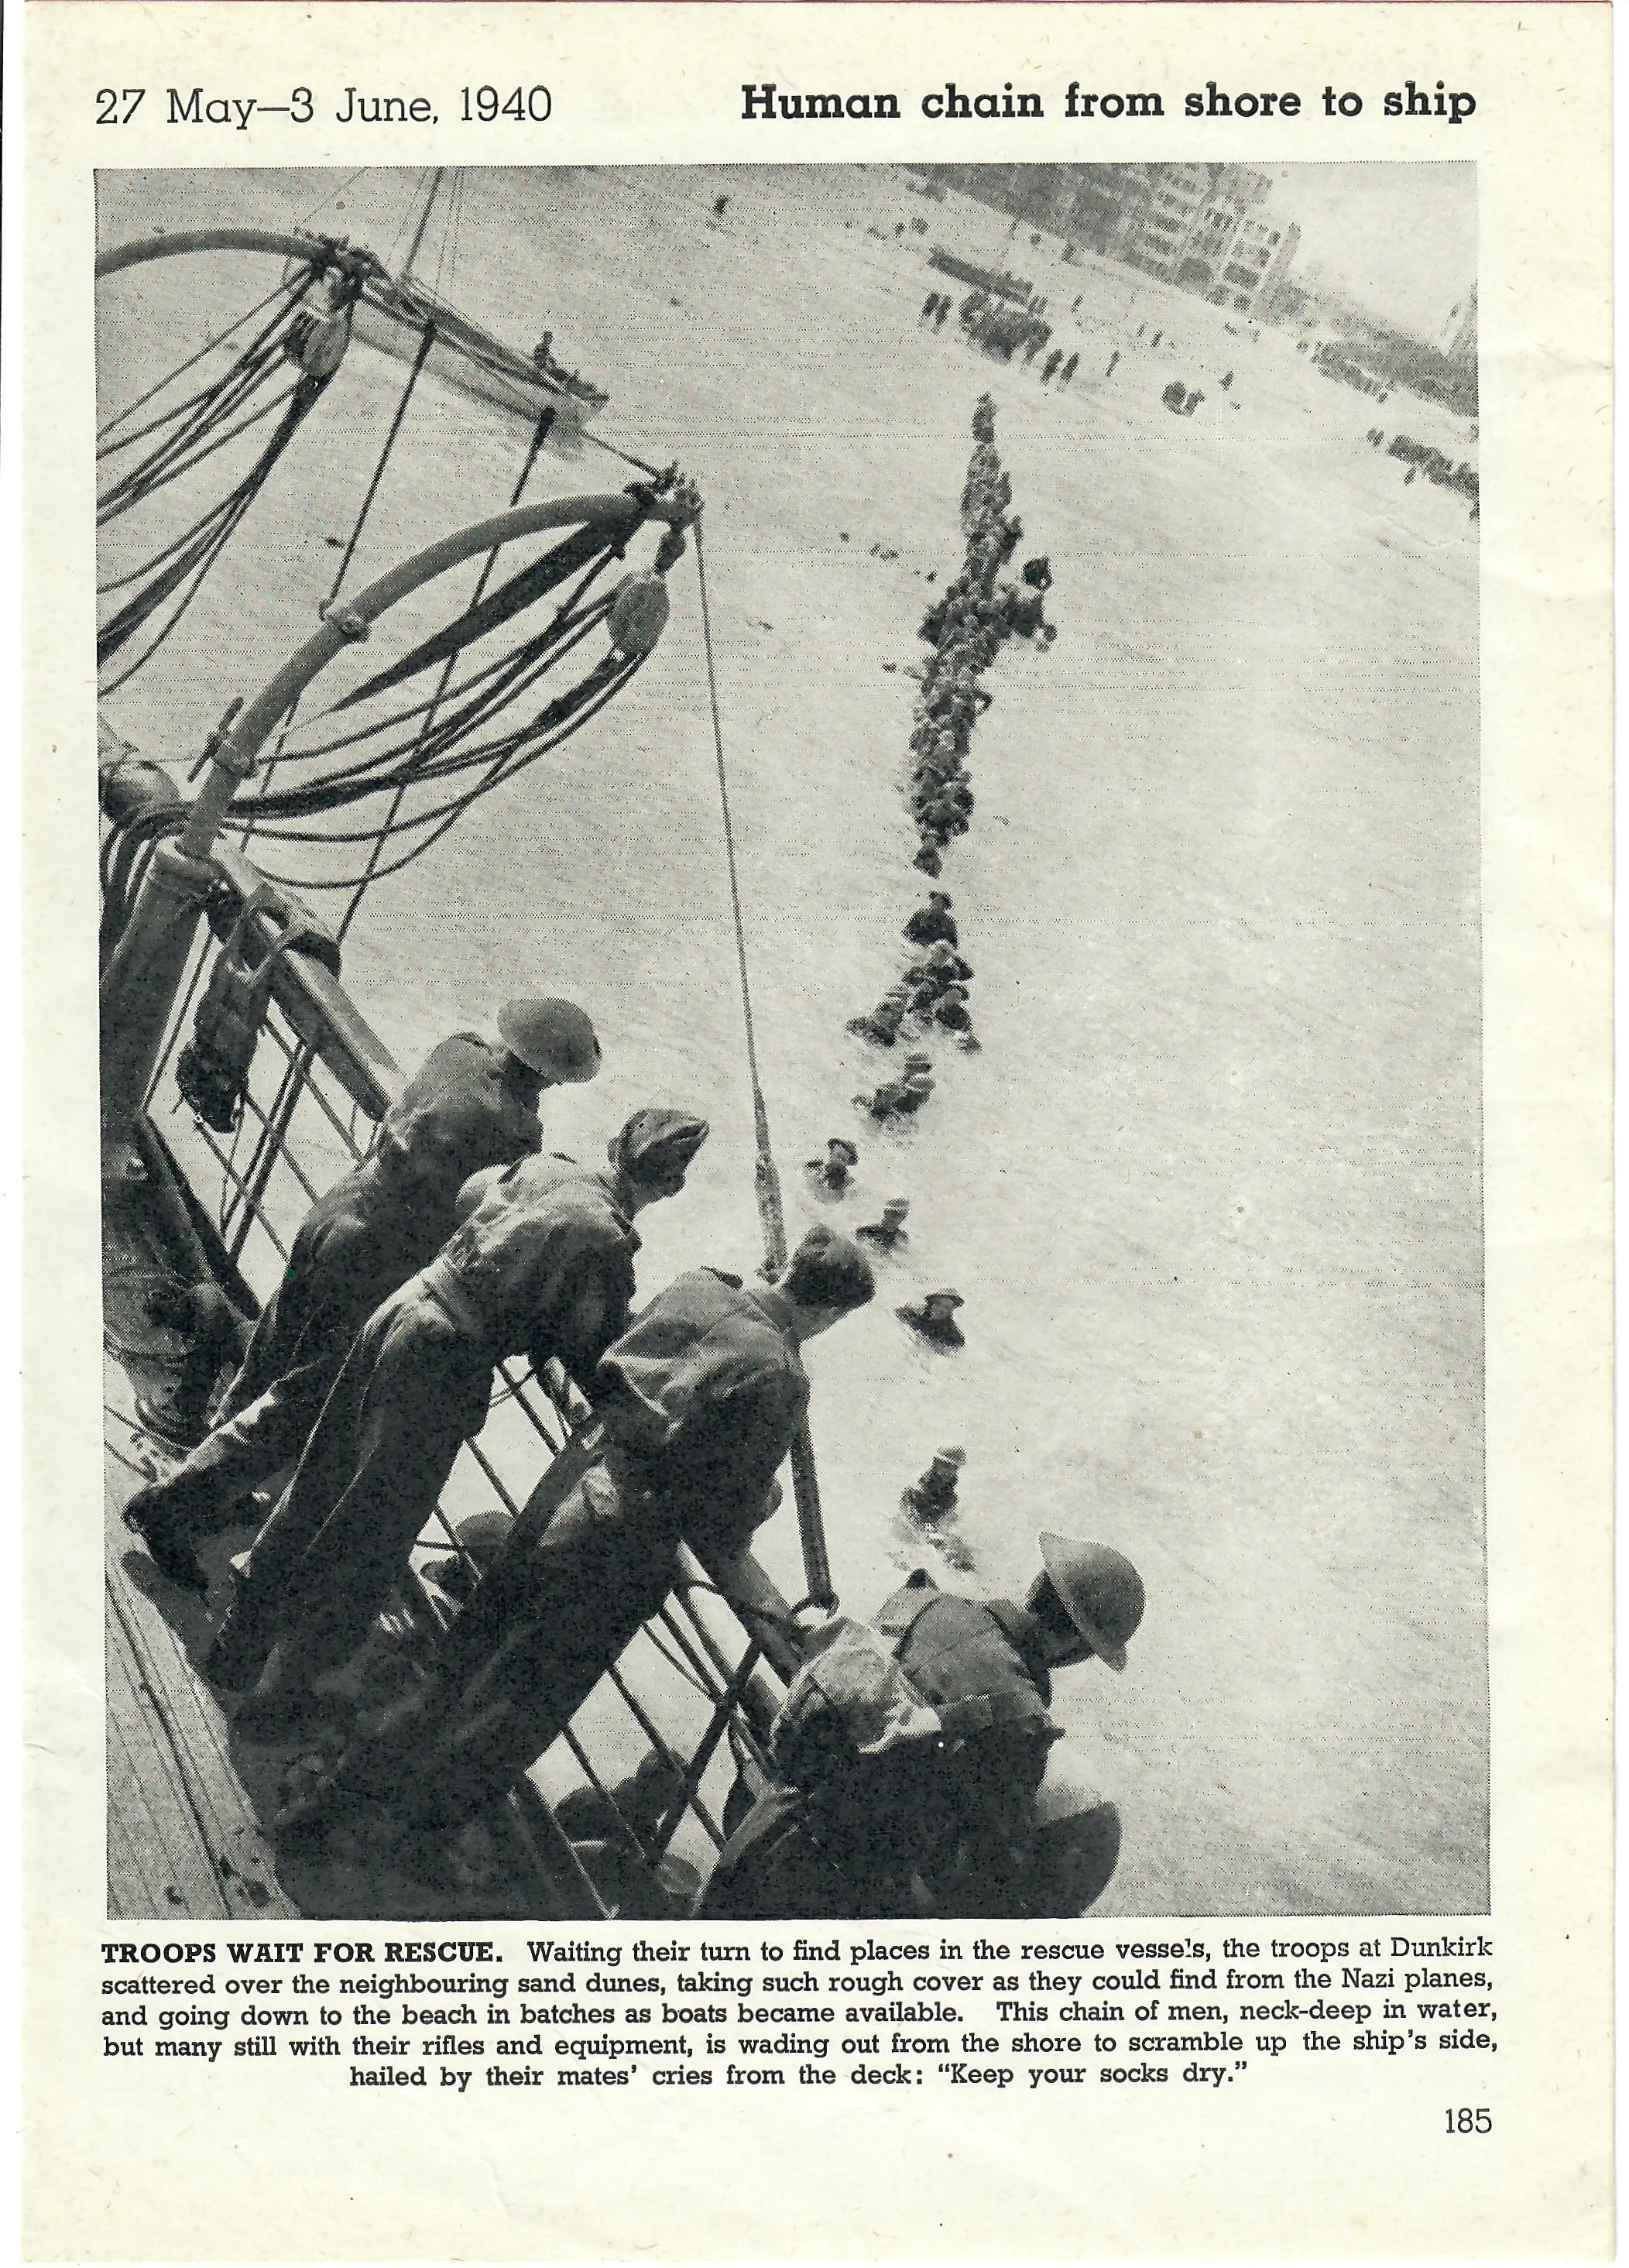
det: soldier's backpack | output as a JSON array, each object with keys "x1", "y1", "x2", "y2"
[
  {"x1": 767, "y1": 1583, "x2": 1049, "y2": 1796},
  {"x1": 768, "y1": 1612, "x2": 942, "y2": 1794}
]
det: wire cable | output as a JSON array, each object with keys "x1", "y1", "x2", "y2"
[{"x1": 693, "y1": 521, "x2": 788, "y2": 1277}]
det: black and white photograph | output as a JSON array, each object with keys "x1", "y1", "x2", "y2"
[{"x1": 98, "y1": 159, "x2": 1483, "y2": 1927}]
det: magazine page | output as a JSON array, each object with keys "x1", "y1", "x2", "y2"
[{"x1": 21, "y1": 1, "x2": 1611, "y2": 2256}]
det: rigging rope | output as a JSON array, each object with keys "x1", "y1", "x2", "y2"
[
  {"x1": 323, "y1": 317, "x2": 436, "y2": 608},
  {"x1": 581, "y1": 425, "x2": 663, "y2": 480},
  {"x1": 101, "y1": 506, "x2": 660, "y2": 898},
  {"x1": 693, "y1": 521, "x2": 835, "y2": 1609},
  {"x1": 97, "y1": 278, "x2": 297, "y2": 443},
  {"x1": 334, "y1": 397, "x2": 559, "y2": 942},
  {"x1": 242, "y1": 580, "x2": 624, "y2": 820},
  {"x1": 98, "y1": 381, "x2": 329, "y2": 695},
  {"x1": 242, "y1": 315, "x2": 438, "y2": 848},
  {"x1": 96, "y1": 266, "x2": 359, "y2": 691},
  {"x1": 97, "y1": 287, "x2": 315, "y2": 514},
  {"x1": 242, "y1": 657, "x2": 643, "y2": 886},
  {"x1": 692, "y1": 521, "x2": 787, "y2": 1278}
]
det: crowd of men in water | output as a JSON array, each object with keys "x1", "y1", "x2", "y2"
[
  {"x1": 844, "y1": 393, "x2": 1054, "y2": 1095},
  {"x1": 921, "y1": 289, "x2": 1080, "y2": 387},
  {"x1": 824, "y1": 396, "x2": 1058, "y2": 1559}
]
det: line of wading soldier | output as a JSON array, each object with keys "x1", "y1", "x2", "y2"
[
  {"x1": 845, "y1": 394, "x2": 1051, "y2": 1106},
  {"x1": 912, "y1": 397, "x2": 1055, "y2": 888},
  {"x1": 122, "y1": 997, "x2": 1143, "y2": 1914},
  {"x1": 835, "y1": 409, "x2": 1047, "y2": 1436}
]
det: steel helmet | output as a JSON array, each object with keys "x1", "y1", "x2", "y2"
[
  {"x1": 452, "y1": 1510, "x2": 514, "y2": 1564},
  {"x1": 498, "y1": 997, "x2": 601, "y2": 1083},
  {"x1": 1036, "y1": 1534, "x2": 1144, "y2": 1672},
  {"x1": 1020, "y1": 1739, "x2": 1123, "y2": 1916}
]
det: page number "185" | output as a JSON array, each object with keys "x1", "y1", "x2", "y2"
[{"x1": 1446, "y1": 2109, "x2": 1492, "y2": 2133}]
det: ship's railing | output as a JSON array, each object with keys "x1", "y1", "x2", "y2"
[{"x1": 113, "y1": 834, "x2": 809, "y2": 1917}]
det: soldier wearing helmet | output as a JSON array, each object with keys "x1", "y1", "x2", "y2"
[
  {"x1": 376, "y1": 997, "x2": 600, "y2": 1191},
  {"x1": 897, "y1": 1286, "x2": 965, "y2": 1348},
  {"x1": 214, "y1": 1108, "x2": 708, "y2": 1742},
  {"x1": 694, "y1": 1533, "x2": 1144, "y2": 1919},
  {"x1": 856, "y1": 1196, "x2": 911, "y2": 1254},
  {"x1": 933, "y1": 982, "x2": 974, "y2": 1036},
  {"x1": 122, "y1": 1000, "x2": 602, "y2": 1597},
  {"x1": 855, "y1": 1058, "x2": 935, "y2": 1123},
  {"x1": 845, "y1": 993, "x2": 908, "y2": 1048},
  {"x1": 900, "y1": 1444, "x2": 965, "y2": 1531},
  {"x1": 903, "y1": 891, "x2": 958, "y2": 951},
  {"x1": 906, "y1": 940, "x2": 972, "y2": 1000},
  {"x1": 274, "y1": 1225, "x2": 876, "y2": 1868},
  {"x1": 805, "y1": 1136, "x2": 860, "y2": 1196}
]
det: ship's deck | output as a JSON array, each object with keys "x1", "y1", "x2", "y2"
[
  {"x1": 102, "y1": 1187, "x2": 595, "y2": 1925},
  {"x1": 105, "y1": 1364, "x2": 301, "y2": 1923}
]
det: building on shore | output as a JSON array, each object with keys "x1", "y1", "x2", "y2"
[
  {"x1": 1123, "y1": 164, "x2": 1298, "y2": 319},
  {"x1": 914, "y1": 161, "x2": 1301, "y2": 324}
]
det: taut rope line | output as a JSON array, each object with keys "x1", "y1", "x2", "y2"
[
  {"x1": 693, "y1": 523, "x2": 835, "y2": 1609},
  {"x1": 692, "y1": 521, "x2": 787, "y2": 1277}
]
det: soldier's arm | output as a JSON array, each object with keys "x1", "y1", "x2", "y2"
[
  {"x1": 698, "y1": 1491, "x2": 787, "y2": 1628},
  {"x1": 679, "y1": 1370, "x2": 804, "y2": 1561},
  {"x1": 541, "y1": 1254, "x2": 635, "y2": 1393}
]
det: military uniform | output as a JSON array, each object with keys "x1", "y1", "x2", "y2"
[
  {"x1": 901, "y1": 1462, "x2": 959, "y2": 1526},
  {"x1": 372, "y1": 1032, "x2": 544, "y2": 1191},
  {"x1": 903, "y1": 902, "x2": 959, "y2": 951},
  {"x1": 697, "y1": 1570, "x2": 1061, "y2": 1919},
  {"x1": 221, "y1": 1158, "x2": 639, "y2": 1691},
  {"x1": 128, "y1": 1034, "x2": 544, "y2": 1548},
  {"x1": 153, "y1": 1161, "x2": 456, "y2": 1533},
  {"x1": 315, "y1": 1268, "x2": 811, "y2": 1835},
  {"x1": 898, "y1": 1298, "x2": 963, "y2": 1349},
  {"x1": 906, "y1": 949, "x2": 972, "y2": 991}
]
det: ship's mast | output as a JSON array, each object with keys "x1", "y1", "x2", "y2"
[{"x1": 400, "y1": 167, "x2": 448, "y2": 285}]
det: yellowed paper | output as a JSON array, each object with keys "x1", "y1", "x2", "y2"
[{"x1": 23, "y1": 2, "x2": 1611, "y2": 2256}]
